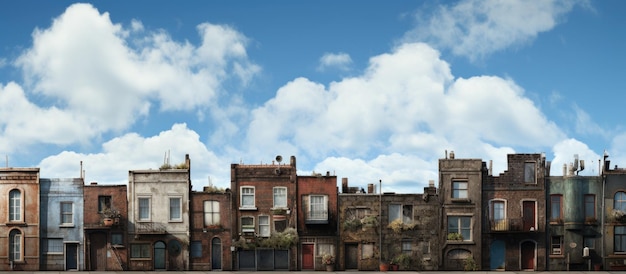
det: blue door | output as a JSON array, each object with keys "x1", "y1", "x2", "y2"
[
  {"x1": 490, "y1": 240, "x2": 505, "y2": 270},
  {"x1": 66, "y1": 243, "x2": 79, "y2": 270},
  {"x1": 154, "y1": 241, "x2": 166, "y2": 270},
  {"x1": 211, "y1": 237, "x2": 222, "y2": 269}
]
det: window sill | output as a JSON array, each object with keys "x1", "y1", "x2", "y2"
[
  {"x1": 130, "y1": 258, "x2": 151, "y2": 261},
  {"x1": 451, "y1": 198, "x2": 471, "y2": 203},
  {"x1": 447, "y1": 240, "x2": 474, "y2": 244},
  {"x1": 549, "y1": 254, "x2": 565, "y2": 258},
  {"x1": 60, "y1": 224, "x2": 75, "y2": 228},
  {"x1": 6, "y1": 222, "x2": 27, "y2": 227},
  {"x1": 239, "y1": 207, "x2": 258, "y2": 211},
  {"x1": 111, "y1": 245, "x2": 125, "y2": 249}
]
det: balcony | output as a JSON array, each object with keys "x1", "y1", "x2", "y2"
[
  {"x1": 489, "y1": 218, "x2": 537, "y2": 233},
  {"x1": 135, "y1": 222, "x2": 167, "y2": 234},
  {"x1": 305, "y1": 210, "x2": 329, "y2": 225}
]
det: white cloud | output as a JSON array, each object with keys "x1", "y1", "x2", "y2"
[
  {"x1": 317, "y1": 52, "x2": 353, "y2": 72},
  {"x1": 38, "y1": 123, "x2": 228, "y2": 190},
  {"x1": 10, "y1": 3, "x2": 258, "y2": 149},
  {"x1": 406, "y1": 0, "x2": 583, "y2": 60},
  {"x1": 246, "y1": 42, "x2": 566, "y2": 188},
  {"x1": 551, "y1": 138, "x2": 600, "y2": 175}
]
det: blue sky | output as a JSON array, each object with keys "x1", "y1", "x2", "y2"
[{"x1": 1, "y1": 0, "x2": 625, "y2": 192}]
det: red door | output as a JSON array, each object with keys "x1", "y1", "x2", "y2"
[
  {"x1": 521, "y1": 241, "x2": 535, "y2": 270},
  {"x1": 302, "y1": 244, "x2": 314, "y2": 269}
]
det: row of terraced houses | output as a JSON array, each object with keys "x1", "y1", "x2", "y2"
[{"x1": 3, "y1": 152, "x2": 626, "y2": 271}]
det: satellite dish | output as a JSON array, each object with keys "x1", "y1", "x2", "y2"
[{"x1": 276, "y1": 155, "x2": 283, "y2": 163}]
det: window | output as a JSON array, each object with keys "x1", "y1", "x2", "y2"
[
  {"x1": 131, "y1": 244, "x2": 150, "y2": 258},
  {"x1": 452, "y1": 181, "x2": 468, "y2": 199},
  {"x1": 9, "y1": 229, "x2": 22, "y2": 261},
  {"x1": 585, "y1": 194, "x2": 596, "y2": 220},
  {"x1": 615, "y1": 226, "x2": 626, "y2": 253},
  {"x1": 524, "y1": 162, "x2": 536, "y2": 183},
  {"x1": 491, "y1": 200, "x2": 505, "y2": 221},
  {"x1": 309, "y1": 195, "x2": 328, "y2": 220},
  {"x1": 259, "y1": 216, "x2": 270, "y2": 237},
  {"x1": 98, "y1": 196, "x2": 112, "y2": 212},
  {"x1": 43, "y1": 238, "x2": 63, "y2": 254},
  {"x1": 550, "y1": 195, "x2": 563, "y2": 221},
  {"x1": 448, "y1": 216, "x2": 471, "y2": 241},
  {"x1": 584, "y1": 237, "x2": 595, "y2": 249},
  {"x1": 112, "y1": 233, "x2": 123, "y2": 246},
  {"x1": 361, "y1": 243, "x2": 374, "y2": 259},
  {"x1": 240, "y1": 187, "x2": 255, "y2": 209},
  {"x1": 421, "y1": 241, "x2": 431, "y2": 254},
  {"x1": 615, "y1": 192, "x2": 626, "y2": 212},
  {"x1": 273, "y1": 187, "x2": 287, "y2": 208},
  {"x1": 204, "y1": 200, "x2": 220, "y2": 226},
  {"x1": 241, "y1": 216, "x2": 254, "y2": 233},
  {"x1": 389, "y1": 204, "x2": 413, "y2": 223},
  {"x1": 61, "y1": 202, "x2": 73, "y2": 225},
  {"x1": 551, "y1": 236, "x2": 562, "y2": 255},
  {"x1": 191, "y1": 241, "x2": 202, "y2": 258},
  {"x1": 169, "y1": 197, "x2": 182, "y2": 221},
  {"x1": 317, "y1": 243, "x2": 335, "y2": 256},
  {"x1": 138, "y1": 197, "x2": 150, "y2": 221},
  {"x1": 401, "y1": 240, "x2": 412, "y2": 254},
  {"x1": 9, "y1": 189, "x2": 21, "y2": 222},
  {"x1": 274, "y1": 219, "x2": 287, "y2": 232}
]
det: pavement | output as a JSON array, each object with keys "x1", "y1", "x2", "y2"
[{"x1": 12, "y1": 271, "x2": 625, "y2": 274}]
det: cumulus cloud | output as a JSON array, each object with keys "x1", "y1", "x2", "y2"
[
  {"x1": 38, "y1": 123, "x2": 227, "y2": 190},
  {"x1": 317, "y1": 52, "x2": 353, "y2": 72},
  {"x1": 246, "y1": 42, "x2": 565, "y2": 185},
  {"x1": 8, "y1": 3, "x2": 258, "y2": 150},
  {"x1": 551, "y1": 138, "x2": 600, "y2": 175},
  {"x1": 405, "y1": 0, "x2": 583, "y2": 60}
]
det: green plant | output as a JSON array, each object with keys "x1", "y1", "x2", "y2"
[
  {"x1": 394, "y1": 253, "x2": 412, "y2": 270},
  {"x1": 361, "y1": 215, "x2": 378, "y2": 227},
  {"x1": 464, "y1": 256, "x2": 479, "y2": 271},
  {"x1": 258, "y1": 227, "x2": 299, "y2": 249},
  {"x1": 447, "y1": 232, "x2": 463, "y2": 241},
  {"x1": 343, "y1": 218, "x2": 362, "y2": 231}
]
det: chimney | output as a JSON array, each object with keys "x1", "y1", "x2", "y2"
[
  {"x1": 449, "y1": 150, "x2": 455, "y2": 159},
  {"x1": 489, "y1": 160, "x2": 493, "y2": 176},
  {"x1": 367, "y1": 183, "x2": 374, "y2": 194},
  {"x1": 342, "y1": 178, "x2": 349, "y2": 193}
]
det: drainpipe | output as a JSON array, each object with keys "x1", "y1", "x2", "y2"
[
  {"x1": 379, "y1": 179, "x2": 382, "y2": 268},
  {"x1": 601, "y1": 158, "x2": 606, "y2": 268}
]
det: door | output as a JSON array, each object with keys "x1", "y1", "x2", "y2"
[
  {"x1": 211, "y1": 237, "x2": 222, "y2": 269},
  {"x1": 154, "y1": 241, "x2": 166, "y2": 270},
  {"x1": 490, "y1": 240, "x2": 505, "y2": 270},
  {"x1": 523, "y1": 201, "x2": 536, "y2": 231},
  {"x1": 345, "y1": 244, "x2": 358, "y2": 269},
  {"x1": 521, "y1": 241, "x2": 535, "y2": 270},
  {"x1": 66, "y1": 243, "x2": 79, "y2": 270},
  {"x1": 302, "y1": 244, "x2": 314, "y2": 269},
  {"x1": 90, "y1": 232, "x2": 107, "y2": 270}
]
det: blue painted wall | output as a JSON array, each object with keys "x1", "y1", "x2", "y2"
[{"x1": 40, "y1": 178, "x2": 85, "y2": 270}]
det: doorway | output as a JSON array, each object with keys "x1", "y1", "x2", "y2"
[
  {"x1": 345, "y1": 244, "x2": 358, "y2": 269},
  {"x1": 154, "y1": 241, "x2": 166, "y2": 270},
  {"x1": 521, "y1": 241, "x2": 535, "y2": 270},
  {"x1": 302, "y1": 244, "x2": 314, "y2": 269},
  {"x1": 211, "y1": 237, "x2": 222, "y2": 269},
  {"x1": 65, "y1": 243, "x2": 79, "y2": 270}
]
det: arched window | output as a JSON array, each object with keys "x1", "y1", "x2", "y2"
[
  {"x1": 615, "y1": 192, "x2": 626, "y2": 212},
  {"x1": 9, "y1": 229, "x2": 22, "y2": 262},
  {"x1": 9, "y1": 189, "x2": 21, "y2": 222}
]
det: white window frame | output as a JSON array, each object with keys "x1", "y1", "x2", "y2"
[
  {"x1": 524, "y1": 161, "x2": 536, "y2": 184},
  {"x1": 169, "y1": 196, "x2": 183, "y2": 222},
  {"x1": 44, "y1": 238, "x2": 64, "y2": 254},
  {"x1": 204, "y1": 200, "x2": 220, "y2": 226},
  {"x1": 138, "y1": 197, "x2": 151, "y2": 221},
  {"x1": 9, "y1": 229, "x2": 23, "y2": 262},
  {"x1": 258, "y1": 215, "x2": 270, "y2": 237},
  {"x1": 60, "y1": 202, "x2": 74, "y2": 226},
  {"x1": 452, "y1": 180, "x2": 468, "y2": 199},
  {"x1": 273, "y1": 187, "x2": 288, "y2": 208},
  {"x1": 308, "y1": 195, "x2": 328, "y2": 220},
  {"x1": 240, "y1": 186, "x2": 256, "y2": 209},
  {"x1": 551, "y1": 236, "x2": 562, "y2": 255},
  {"x1": 448, "y1": 215, "x2": 472, "y2": 242},
  {"x1": 241, "y1": 216, "x2": 255, "y2": 233},
  {"x1": 9, "y1": 189, "x2": 22, "y2": 222}
]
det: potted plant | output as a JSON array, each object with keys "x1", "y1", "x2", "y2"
[
  {"x1": 101, "y1": 208, "x2": 118, "y2": 226},
  {"x1": 447, "y1": 232, "x2": 464, "y2": 241},
  {"x1": 395, "y1": 253, "x2": 412, "y2": 270},
  {"x1": 612, "y1": 209, "x2": 626, "y2": 223},
  {"x1": 361, "y1": 215, "x2": 378, "y2": 230},
  {"x1": 322, "y1": 253, "x2": 335, "y2": 271}
]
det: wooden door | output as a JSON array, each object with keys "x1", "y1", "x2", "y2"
[
  {"x1": 154, "y1": 241, "x2": 166, "y2": 270},
  {"x1": 523, "y1": 201, "x2": 536, "y2": 231},
  {"x1": 521, "y1": 241, "x2": 535, "y2": 270},
  {"x1": 90, "y1": 232, "x2": 106, "y2": 270},
  {"x1": 302, "y1": 244, "x2": 314, "y2": 269},
  {"x1": 66, "y1": 243, "x2": 79, "y2": 270},
  {"x1": 211, "y1": 237, "x2": 222, "y2": 269},
  {"x1": 345, "y1": 244, "x2": 358, "y2": 269}
]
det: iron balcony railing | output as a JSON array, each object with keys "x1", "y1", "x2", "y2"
[{"x1": 489, "y1": 218, "x2": 537, "y2": 232}]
